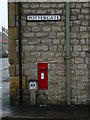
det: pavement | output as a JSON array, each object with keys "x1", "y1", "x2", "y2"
[
  {"x1": 0, "y1": 58, "x2": 90, "y2": 120},
  {"x1": 1, "y1": 105, "x2": 90, "y2": 120}
]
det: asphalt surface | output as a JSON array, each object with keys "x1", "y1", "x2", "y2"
[
  {"x1": 0, "y1": 58, "x2": 90, "y2": 120},
  {"x1": 0, "y1": 58, "x2": 10, "y2": 118},
  {"x1": 1, "y1": 105, "x2": 89, "y2": 120}
]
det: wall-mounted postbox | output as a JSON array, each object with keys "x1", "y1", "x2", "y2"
[{"x1": 38, "y1": 63, "x2": 48, "y2": 90}]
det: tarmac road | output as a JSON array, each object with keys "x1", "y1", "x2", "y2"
[{"x1": 0, "y1": 58, "x2": 10, "y2": 117}]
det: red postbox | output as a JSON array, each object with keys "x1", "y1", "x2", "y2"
[{"x1": 38, "y1": 63, "x2": 48, "y2": 90}]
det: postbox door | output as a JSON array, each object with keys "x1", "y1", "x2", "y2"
[{"x1": 38, "y1": 63, "x2": 48, "y2": 90}]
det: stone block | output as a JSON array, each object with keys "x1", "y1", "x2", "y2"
[
  {"x1": 75, "y1": 57, "x2": 84, "y2": 64},
  {"x1": 8, "y1": 16, "x2": 15, "y2": 27},
  {"x1": 23, "y1": 45, "x2": 35, "y2": 52},
  {"x1": 58, "y1": 46, "x2": 63, "y2": 51},
  {"x1": 78, "y1": 64, "x2": 87, "y2": 70},
  {"x1": 56, "y1": 10, "x2": 63, "y2": 14},
  {"x1": 70, "y1": 3, "x2": 76, "y2": 8},
  {"x1": 73, "y1": 45, "x2": 81, "y2": 51},
  {"x1": 36, "y1": 33, "x2": 48, "y2": 38},
  {"x1": 80, "y1": 27, "x2": 87, "y2": 32},
  {"x1": 57, "y1": 32, "x2": 65, "y2": 38},
  {"x1": 30, "y1": 4, "x2": 39, "y2": 8},
  {"x1": 81, "y1": 9, "x2": 89, "y2": 14},
  {"x1": 47, "y1": 9, "x2": 55, "y2": 14},
  {"x1": 42, "y1": 52, "x2": 54, "y2": 58},
  {"x1": 22, "y1": 3, "x2": 29, "y2": 8},
  {"x1": 10, "y1": 76, "x2": 26, "y2": 90},
  {"x1": 83, "y1": 3, "x2": 89, "y2": 7},
  {"x1": 8, "y1": 37, "x2": 16, "y2": 51},
  {"x1": 37, "y1": 10, "x2": 47, "y2": 14},
  {"x1": 53, "y1": 39, "x2": 60, "y2": 44},
  {"x1": 8, "y1": 27, "x2": 18, "y2": 39},
  {"x1": 40, "y1": 3, "x2": 50, "y2": 8},
  {"x1": 23, "y1": 33, "x2": 35, "y2": 38},
  {"x1": 80, "y1": 39, "x2": 85, "y2": 45},
  {"x1": 76, "y1": 3, "x2": 82, "y2": 8},
  {"x1": 36, "y1": 45, "x2": 48, "y2": 51},
  {"x1": 58, "y1": 3, "x2": 65, "y2": 8},
  {"x1": 22, "y1": 39, "x2": 28, "y2": 45},
  {"x1": 31, "y1": 52, "x2": 41, "y2": 57},
  {"x1": 71, "y1": 39, "x2": 79, "y2": 45},
  {"x1": 22, "y1": 63, "x2": 30, "y2": 70},
  {"x1": 82, "y1": 46, "x2": 88, "y2": 51},
  {"x1": 9, "y1": 64, "x2": 16, "y2": 76},
  {"x1": 70, "y1": 33, "x2": 77, "y2": 38},
  {"x1": 78, "y1": 15, "x2": 84, "y2": 19},
  {"x1": 8, "y1": 51, "x2": 19, "y2": 64},
  {"x1": 42, "y1": 27, "x2": 51, "y2": 32},
  {"x1": 76, "y1": 70, "x2": 85, "y2": 76},
  {"x1": 50, "y1": 3, "x2": 57, "y2": 8},
  {"x1": 71, "y1": 26, "x2": 79, "y2": 32},
  {"x1": 71, "y1": 9, "x2": 80, "y2": 14},
  {"x1": 81, "y1": 21, "x2": 88, "y2": 26},
  {"x1": 80, "y1": 52, "x2": 86, "y2": 57},
  {"x1": 70, "y1": 16, "x2": 77, "y2": 20},
  {"x1": 52, "y1": 27, "x2": 62, "y2": 32},
  {"x1": 15, "y1": 3, "x2": 18, "y2": 16},
  {"x1": 32, "y1": 27, "x2": 41, "y2": 32},
  {"x1": 49, "y1": 32, "x2": 56, "y2": 39},
  {"x1": 41, "y1": 39, "x2": 52, "y2": 45},
  {"x1": 23, "y1": 9, "x2": 36, "y2": 14},
  {"x1": 49, "y1": 46, "x2": 57, "y2": 52},
  {"x1": 8, "y1": 3, "x2": 15, "y2": 15}
]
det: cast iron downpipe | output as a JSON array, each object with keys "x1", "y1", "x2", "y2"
[
  {"x1": 66, "y1": 1, "x2": 71, "y2": 105},
  {"x1": 18, "y1": 1, "x2": 23, "y2": 105}
]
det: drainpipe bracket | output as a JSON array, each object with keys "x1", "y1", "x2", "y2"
[{"x1": 65, "y1": 56, "x2": 71, "y2": 59}]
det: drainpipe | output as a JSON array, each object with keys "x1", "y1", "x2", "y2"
[
  {"x1": 2, "y1": 27, "x2": 3, "y2": 58},
  {"x1": 18, "y1": 1, "x2": 23, "y2": 105},
  {"x1": 66, "y1": 1, "x2": 71, "y2": 105}
]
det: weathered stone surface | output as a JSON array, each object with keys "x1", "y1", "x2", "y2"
[
  {"x1": 8, "y1": 2, "x2": 89, "y2": 105},
  {"x1": 8, "y1": 16, "x2": 15, "y2": 27},
  {"x1": 80, "y1": 52, "x2": 86, "y2": 57},
  {"x1": 78, "y1": 64, "x2": 87, "y2": 70},
  {"x1": 75, "y1": 57, "x2": 84, "y2": 64},
  {"x1": 73, "y1": 45, "x2": 81, "y2": 51},
  {"x1": 78, "y1": 15, "x2": 84, "y2": 19},
  {"x1": 22, "y1": 3, "x2": 29, "y2": 8},
  {"x1": 8, "y1": 3, "x2": 15, "y2": 15},
  {"x1": 71, "y1": 9, "x2": 80, "y2": 14},
  {"x1": 58, "y1": 3, "x2": 65, "y2": 8},
  {"x1": 82, "y1": 46, "x2": 88, "y2": 51},
  {"x1": 36, "y1": 46, "x2": 48, "y2": 51},
  {"x1": 81, "y1": 9, "x2": 89, "y2": 14}
]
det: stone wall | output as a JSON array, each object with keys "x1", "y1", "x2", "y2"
[
  {"x1": 70, "y1": 3, "x2": 89, "y2": 104},
  {"x1": 8, "y1": 2, "x2": 89, "y2": 104}
]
